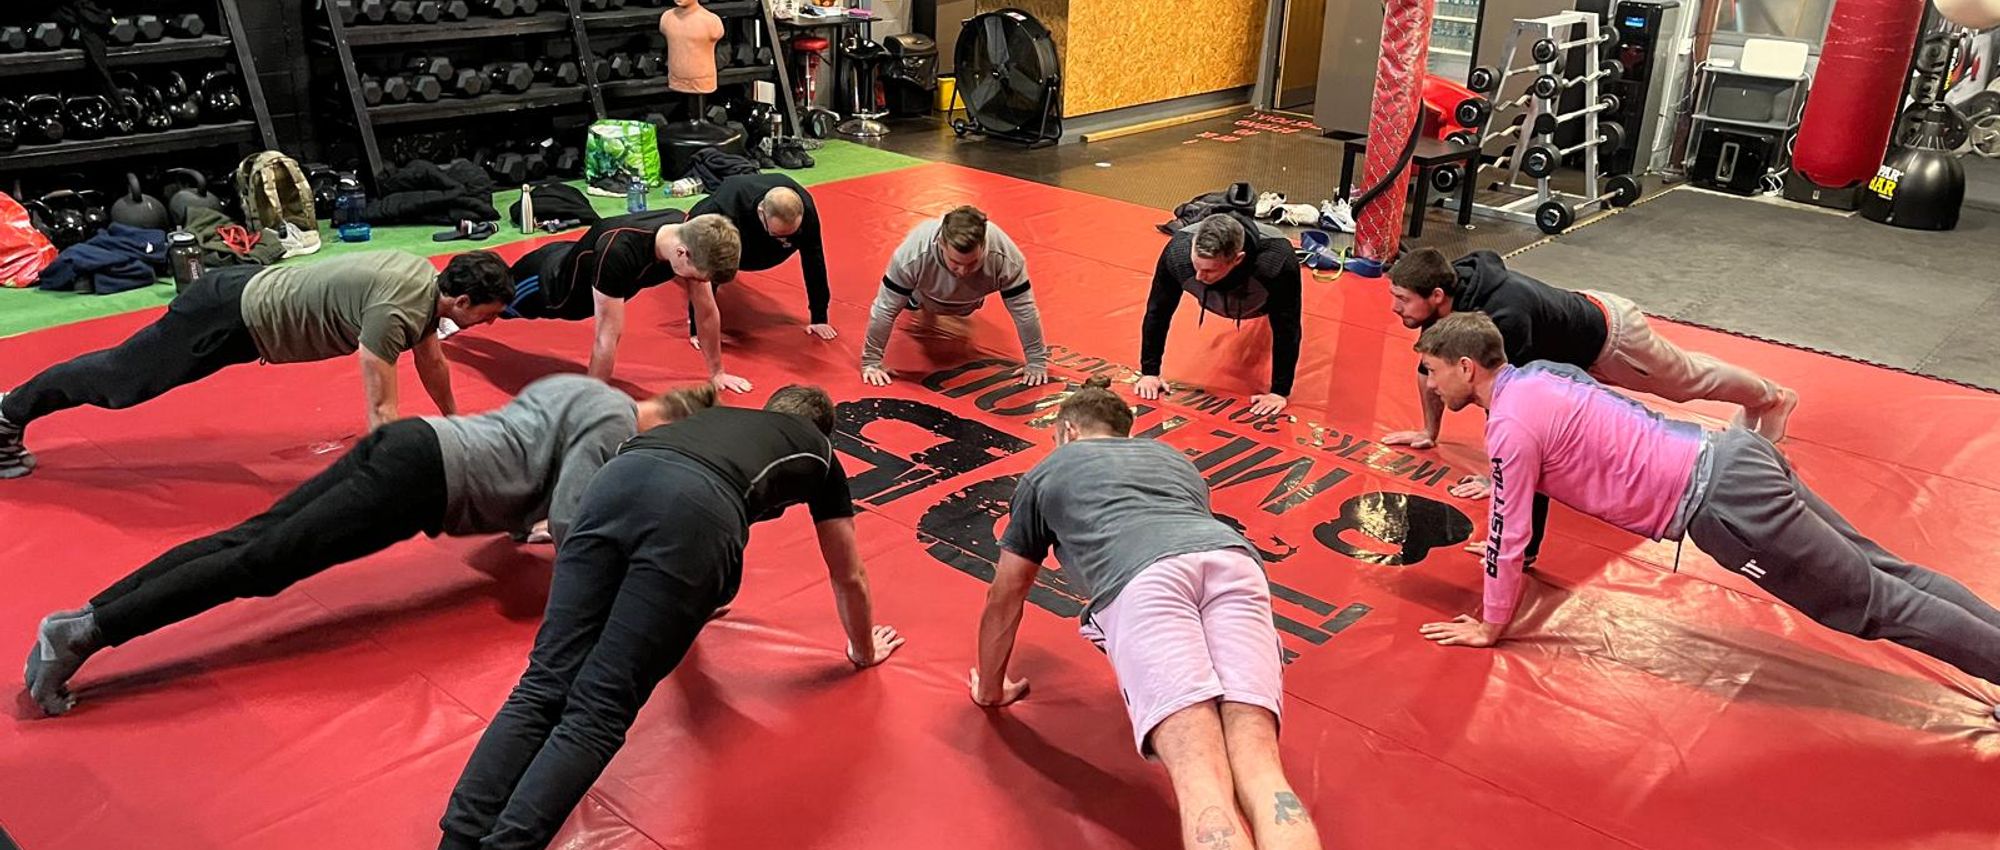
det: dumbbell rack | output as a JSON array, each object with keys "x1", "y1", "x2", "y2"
[
  {"x1": 1458, "y1": 11, "x2": 1607, "y2": 229},
  {"x1": 311, "y1": 0, "x2": 799, "y2": 187},
  {"x1": 0, "y1": 0, "x2": 275, "y2": 173}
]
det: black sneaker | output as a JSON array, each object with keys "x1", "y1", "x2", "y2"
[{"x1": 0, "y1": 392, "x2": 33, "y2": 478}]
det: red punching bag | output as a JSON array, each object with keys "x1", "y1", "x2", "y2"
[
  {"x1": 1352, "y1": 0, "x2": 1437, "y2": 272},
  {"x1": 1790, "y1": 0, "x2": 1925, "y2": 194}
]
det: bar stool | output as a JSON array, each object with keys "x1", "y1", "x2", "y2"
[
  {"x1": 838, "y1": 36, "x2": 890, "y2": 138},
  {"x1": 789, "y1": 34, "x2": 837, "y2": 138}
]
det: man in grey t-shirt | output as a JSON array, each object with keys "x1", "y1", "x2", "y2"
[
  {"x1": 860, "y1": 205, "x2": 1049, "y2": 387},
  {"x1": 970, "y1": 376, "x2": 1322, "y2": 850},
  {"x1": 22, "y1": 376, "x2": 715, "y2": 717}
]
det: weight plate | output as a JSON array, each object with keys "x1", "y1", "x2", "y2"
[
  {"x1": 1531, "y1": 38, "x2": 1557, "y2": 64},
  {"x1": 1522, "y1": 146, "x2": 1556, "y2": 178},
  {"x1": 1604, "y1": 173, "x2": 1642, "y2": 207},
  {"x1": 1535, "y1": 200, "x2": 1573, "y2": 234}
]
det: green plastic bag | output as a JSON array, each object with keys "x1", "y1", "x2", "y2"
[{"x1": 585, "y1": 120, "x2": 662, "y2": 189}]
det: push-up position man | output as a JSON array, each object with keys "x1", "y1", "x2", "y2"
[
  {"x1": 23, "y1": 374, "x2": 711, "y2": 716},
  {"x1": 1414, "y1": 312, "x2": 2000, "y2": 709},
  {"x1": 687, "y1": 173, "x2": 837, "y2": 339},
  {"x1": 1138, "y1": 212, "x2": 1302, "y2": 416},
  {"x1": 974, "y1": 375, "x2": 1321, "y2": 850},
  {"x1": 438, "y1": 385, "x2": 903, "y2": 850},
  {"x1": 861, "y1": 205, "x2": 1049, "y2": 387},
  {"x1": 0, "y1": 250, "x2": 515, "y2": 478},
  {"x1": 500, "y1": 210, "x2": 751, "y2": 392}
]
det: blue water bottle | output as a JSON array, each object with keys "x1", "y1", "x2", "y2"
[
  {"x1": 625, "y1": 173, "x2": 647, "y2": 213},
  {"x1": 333, "y1": 174, "x2": 372, "y2": 243}
]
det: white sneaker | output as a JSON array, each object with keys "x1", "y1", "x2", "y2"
[
  {"x1": 436, "y1": 317, "x2": 462, "y2": 340},
  {"x1": 668, "y1": 177, "x2": 703, "y2": 198},
  {"x1": 1255, "y1": 191, "x2": 1288, "y2": 219},
  {"x1": 277, "y1": 222, "x2": 323, "y2": 258},
  {"x1": 1319, "y1": 199, "x2": 1356, "y2": 233},
  {"x1": 1275, "y1": 203, "x2": 1322, "y2": 226}
]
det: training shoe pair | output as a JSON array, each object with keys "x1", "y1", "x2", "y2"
[
  {"x1": 1254, "y1": 191, "x2": 1288, "y2": 219},
  {"x1": 0, "y1": 392, "x2": 33, "y2": 479}
]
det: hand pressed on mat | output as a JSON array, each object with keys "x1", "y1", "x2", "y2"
[
  {"x1": 1381, "y1": 430, "x2": 1437, "y2": 451},
  {"x1": 967, "y1": 668, "x2": 1029, "y2": 707},
  {"x1": 848, "y1": 624, "x2": 905, "y2": 667},
  {"x1": 805, "y1": 323, "x2": 838, "y2": 340},
  {"x1": 1420, "y1": 614, "x2": 1504, "y2": 648}
]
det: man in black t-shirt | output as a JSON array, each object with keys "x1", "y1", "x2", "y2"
[
  {"x1": 687, "y1": 173, "x2": 837, "y2": 340},
  {"x1": 437, "y1": 385, "x2": 905, "y2": 850},
  {"x1": 1138, "y1": 213, "x2": 1303, "y2": 416},
  {"x1": 495, "y1": 210, "x2": 755, "y2": 393}
]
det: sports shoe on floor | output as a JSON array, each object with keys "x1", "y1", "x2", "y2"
[
  {"x1": 1275, "y1": 203, "x2": 1322, "y2": 226},
  {"x1": 0, "y1": 393, "x2": 33, "y2": 479},
  {"x1": 667, "y1": 177, "x2": 704, "y2": 198},
  {"x1": 1255, "y1": 191, "x2": 1288, "y2": 219},
  {"x1": 1319, "y1": 199, "x2": 1356, "y2": 233},
  {"x1": 277, "y1": 222, "x2": 323, "y2": 258}
]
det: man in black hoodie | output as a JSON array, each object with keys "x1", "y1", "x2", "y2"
[
  {"x1": 686, "y1": 173, "x2": 836, "y2": 340},
  {"x1": 1138, "y1": 213, "x2": 1302, "y2": 415}
]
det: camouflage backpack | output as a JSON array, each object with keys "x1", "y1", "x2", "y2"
[{"x1": 234, "y1": 150, "x2": 321, "y2": 257}]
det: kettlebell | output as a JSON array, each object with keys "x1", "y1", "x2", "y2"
[
  {"x1": 135, "y1": 85, "x2": 172, "y2": 131},
  {"x1": 0, "y1": 97, "x2": 19, "y2": 152},
  {"x1": 22, "y1": 94, "x2": 64, "y2": 145},
  {"x1": 164, "y1": 168, "x2": 225, "y2": 225},
  {"x1": 65, "y1": 95, "x2": 114, "y2": 140},
  {"x1": 110, "y1": 92, "x2": 143, "y2": 135},
  {"x1": 113, "y1": 71, "x2": 170, "y2": 133},
  {"x1": 111, "y1": 173, "x2": 171, "y2": 229},
  {"x1": 160, "y1": 71, "x2": 200, "y2": 127},
  {"x1": 197, "y1": 70, "x2": 242, "y2": 122},
  {"x1": 29, "y1": 191, "x2": 93, "y2": 248},
  {"x1": 75, "y1": 189, "x2": 111, "y2": 233},
  {"x1": 304, "y1": 162, "x2": 342, "y2": 219}
]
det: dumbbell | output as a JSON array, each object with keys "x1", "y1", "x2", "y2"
[
  {"x1": 334, "y1": 0, "x2": 390, "y2": 24},
  {"x1": 1520, "y1": 120, "x2": 1625, "y2": 179},
  {"x1": 475, "y1": 0, "x2": 518, "y2": 16},
  {"x1": 380, "y1": 75, "x2": 411, "y2": 103},
  {"x1": 1526, "y1": 60, "x2": 1623, "y2": 106},
  {"x1": 1530, "y1": 25, "x2": 1618, "y2": 64},
  {"x1": 555, "y1": 146, "x2": 583, "y2": 176},
  {"x1": 1534, "y1": 173, "x2": 1641, "y2": 234},
  {"x1": 585, "y1": 56, "x2": 611, "y2": 83},
  {"x1": 0, "y1": 26, "x2": 26, "y2": 52},
  {"x1": 167, "y1": 14, "x2": 206, "y2": 38},
  {"x1": 734, "y1": 41, "x2": 756, "y2": 67},
  {"x1": 448, "y1": 68, "x2": 490, "y2": 97},
  {"x1": 486, "y1": 151, "x2": 528, "y2": 183},
  {"x1": 359, "y1": 75, "x2": 385, "y2": 105},
  {"x1": 442, "y1": 0, "x2": 471, "y2": 18},
  {"x1": 134, "y1": 15, "x2": 166, "y2": 41},
  {"x1": 1530, "y1": 94, "x2": 1621, "y2": 137},
  {"x1": 386, "y1": 0, "x2": 429, "y2": 22},
  {"x1": 632, "y1": 53, "x2": 663, "y2": 78},
  {"x1": 484, "y1": 62, "x2": 534, "y2": 93},
  {"x1": 522, "y1": 147, "x2": 550, "y2": 180},
  {"x1": 108, "y1": 17, "x2": 143, "y2": 45},
  {"x1": 408, "y1": 74, "x2": 443, "y2": 102},
  {"x1": 28, "y1": 22, "x2": 67, "y2": 50},
  {"x1": 714, "y1": 41, "x2": 733, "y2": 69},
  {"x1": 607, "y1": 52, "x2": 636, "y2": 79},
  {"x1": 517, "y1": 0, "x2": 540, "y2": 13},
  {"x1": 408, "y1": 56, "x2": 454, "y2": 80},
  {"x1": 1453, "y1": 95, "x2": 1493, "y2": 129},
  {"x1": 535, "y1": 58, "x2": 581, "y2": 86}
]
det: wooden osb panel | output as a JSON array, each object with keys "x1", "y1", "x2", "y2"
[{"x1": 969, "y1": 0, "x2": 1265, "y2": 118}]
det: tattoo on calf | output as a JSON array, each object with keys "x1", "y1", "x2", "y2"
[
  {"x1": 1275, "y1": 791, "x2": 1308, "y2": 824},
  {"x1": 1194, "y1": 806, "x2": 1237, "y2": 848}
]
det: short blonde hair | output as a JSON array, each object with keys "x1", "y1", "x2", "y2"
[
  {"x1": 649, "y1": 383, "x2": 719, "y2": 422},
  {"x1": 1414, "y1": 311, "x2": 1507, "y2": 369},
  {"x1": 681, "y1": 214, "x2": 742, "y2": 283}
]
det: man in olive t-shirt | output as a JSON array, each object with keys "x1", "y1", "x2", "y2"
[{"x1": 0, "y1": 250, "x2": 516, "y2": 479}]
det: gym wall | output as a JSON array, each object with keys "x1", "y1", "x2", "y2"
[
  {"x1": 973, "y1": 0, "x2": 1268, "y2": 117},
  {"x1": 241, "y1": 0, "x2": 317, "y2": 159}
]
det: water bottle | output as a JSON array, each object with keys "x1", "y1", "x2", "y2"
[
  {"x1": 625, "y1": 173, "x2": 647, "y2": 213},
  {"x1": 167, "y1": 230, "x2": 203, "y2": 292},
  {"x1": 333, "y1": 174, "x2": 372, "y2": 243}
]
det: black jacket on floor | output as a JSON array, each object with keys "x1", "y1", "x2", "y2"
[{"x1": 365, "y1": 159, "x2": 499, "y2": 225}]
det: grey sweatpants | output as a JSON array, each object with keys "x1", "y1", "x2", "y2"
[{"x1": 1686, "y1": 428, "x2": 2000, "y2": 685}]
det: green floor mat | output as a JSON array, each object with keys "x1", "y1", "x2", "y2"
[{"x1": 1, "y1": 141, "x2": 924, "y2": 339}]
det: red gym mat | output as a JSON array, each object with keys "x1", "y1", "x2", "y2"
[{"x1": 4, "y1": 163, "x2": 1999, "y2": 850}]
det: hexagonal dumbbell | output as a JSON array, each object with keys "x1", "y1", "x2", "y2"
[
  {"x1": 440, "y1": 0, "x2": 471, "y2": 19},
  {"x1": 484, "y1": 62, "x2": 534, "y2": 93},
  {"x1": 358, "y1": 75, "x2": 385, "y2": 106},
  {"x1": 167, "y1": 14, "x2": 207, "y2": 38},
  {"x1": 448, "y1": 68, "x2": 490, "y2": 97},
  {"x1": 407, "y1": 56, "x2": 453, "y2": 80},
  {"x1": 380, "y1": 75, "x2": 411, "y2": 103},
  {"x1": 408, "y1": 74, "x2": 443, "y2": 102},
  {"x1": 535, "y1": 58, "x2": 580, "y2": 86}
]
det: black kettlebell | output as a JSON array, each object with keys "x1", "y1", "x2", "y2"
[
  {"x1": 29, "y1": 192, "x2": 93, "y2": 248},
  {"x1": 75, "y1": 188, "x2": 111, "y2": 233},
  {"x1": 0, "y1": 97, "x2": 19, "y2": 152},
  {"x1": 65, "y1": 94, "x2": 114, "y2": 140},
  {"x1": 304, "y1": 162, "x2": 342, "y2": 220},
  {"x1": 111, "y1": 173, "x2": 171, "y2": 229},
  {"x1": 164, "y1": 167, "x2": 225, "y2": 225},
  {"x1": 197, "y1": 70, "x2": 242, "y2": 122},
  {"x1": 160, "y1": 71, "x2": 200, "y2": 127},
  {"x1": 22, "y1": 94, "x2": 64, "y2": 144},
  {"x1": 136, "y1": 85, "x2": 172, "y2": 131}
]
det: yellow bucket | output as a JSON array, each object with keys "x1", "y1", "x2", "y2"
[{"x1": 936, "y1": 76, "x2": 958, "y2": 113}]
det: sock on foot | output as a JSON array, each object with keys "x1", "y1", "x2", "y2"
[
  {"x1": 26, "y1": 609, "x2": 102, "y2": 716},
  {"x1": 23, "y1": 606, "x2": 90, "y2": 689},
  {"x1": 0, "y1": 394, "x2": 33, "y2": 478}
]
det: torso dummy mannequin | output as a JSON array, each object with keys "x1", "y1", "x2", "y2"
[{"x1": 660, "y1": 0, "x2": 725, "y2": 95}]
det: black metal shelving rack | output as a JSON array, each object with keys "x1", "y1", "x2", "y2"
[
  {"x1": 0, "y1": 0, "x2": 276, "y2": 174},
  {"x1": 313, "y1": 0, "x2": 800, "y2": 186}
]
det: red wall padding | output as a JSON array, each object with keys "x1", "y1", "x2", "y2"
[{"x1": 1790, "y1": 0, "x2": 1926, "y2": 188}]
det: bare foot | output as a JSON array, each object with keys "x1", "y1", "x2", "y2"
[{"x1": 1753, "y1": 386, "x2": 1799, "y2": 443}]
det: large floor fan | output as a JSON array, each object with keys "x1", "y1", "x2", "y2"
[{"x1": 949, "y1": 8, "x2": 1062, "y2": 147}]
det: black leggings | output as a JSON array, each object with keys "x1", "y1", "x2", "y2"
[
  {"x1": 90, "y1": 420, "x2": 447, "y2": 646},
  {"x1": 1, "y1": 266, "x2": 261, "y2": 427},
  {"x1": 439, "y1": 452, "x2": 747, "y2": 850}
]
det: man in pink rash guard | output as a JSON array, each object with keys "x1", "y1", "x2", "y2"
[{"x1": 1413, "y1": 312, "x2": 2000, "y2": 709}]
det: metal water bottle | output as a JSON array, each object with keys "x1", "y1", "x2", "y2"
[
  {"x1": 625, "y1": 173, "x2": 647, "y2": 213},
  {"x1": 333, "y1": 174, "x2": 372, "y2": 242},
  {"x1": 167, "y1": 229, "x2": 203, "y2": 292}
]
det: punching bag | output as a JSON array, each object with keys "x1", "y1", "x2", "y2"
[
  {"x1": 1789, "y1": 0, "x2": 1925, "y2": 197},
  {"x1": 1351, "y1": 0, "x2": 1437, "y2": 273}
]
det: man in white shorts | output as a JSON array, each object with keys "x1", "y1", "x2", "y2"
[{"x1": 970, "y1": 375, "x2": 1321, "y2": 850}]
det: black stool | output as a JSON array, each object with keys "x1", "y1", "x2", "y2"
[{"x1": 1335, "y1": 133, "x2": 1481, "y2": 239}]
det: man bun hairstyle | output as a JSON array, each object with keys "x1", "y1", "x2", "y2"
[
  {"x1": 1388, "y1": 247, "x2": 1458, "y2": 299},
  {"x1": 1414, "y1": 310, "x2": 1508, "y2": 369},
  {"x1": 651, "y1": 383, "x2": 719, "y2": 422},
  {"x1": 1058, "y1": 374, "x2": 1134, "y2": 437},
  {"x1": 940, "y1": 205, "x2": 989, "y2": 254},
  {"x1": 681, "y1": 214, "x2": 743, "y2": 284},
  {"x1": 765, "y1": 384, "x2": 836, "y2": 434},
  {"x1": 1192, "y1": 214, "x2": 1247, "y2": 259},
  {"x1": 439, "y1": 250, "x2": 516, "y2": 306}
]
